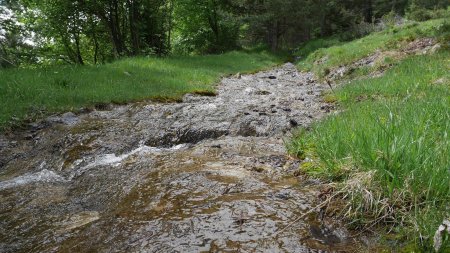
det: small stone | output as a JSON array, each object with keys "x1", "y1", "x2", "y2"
[
  {"x1": 433, "y1": 78, "x2": 448, "y2": 85},
  {"x1": 141, "y1": 240, "x2": 149, "y2": 247},
  {"x1": 251, "y1": 167, "x2": 265, "y2": 173},
  {"x1": 24, "y1": 134, "x2": 34, "y2": 140},
  {"x1": 275, "y1": 191, "x2": 291, "y2": 200},
  {"x1": 289, "y1": 119, "x2": 298, "y2": 127},
  {"x1": 29, "y1": 123, "x2": 42, "y2": 132},
  {"x1": 268, "y1": 75, "x2": 277, "y2": 79},
  {"x1": 430, "y1": 44, "x2": 441, "y2": 54},
  {"x1": 255, "y1": 90, "x2": 271, "y2": 95}
]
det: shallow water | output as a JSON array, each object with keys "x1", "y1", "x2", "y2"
[{"x1": 0, "y1": 64, "x2": 368, "y2": 252}]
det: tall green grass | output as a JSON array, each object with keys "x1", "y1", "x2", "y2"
[
  {"x1": 289, "y1": 51, "x2": 449, "y2": 250},
  {"x1": 0, "y1": 51, "x2": 280, "y2": 129}
]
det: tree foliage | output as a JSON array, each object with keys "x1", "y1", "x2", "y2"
[{"x1": 0, "y1": 0, "x2": 448, "y2": 67}]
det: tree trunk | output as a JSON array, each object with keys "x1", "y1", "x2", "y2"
[
  {"x1": 364, "y1": 0, "x2": 373, "y2": 22},
  {"x1": 128, "y1": 0, "x2": 140, "y2": 55},
  {"x1": 93, "y1": 32, "x2": 99, "y2": 64},
  {"x1": 74, "y1": 32, "x2": 84, "y2": 65},
  {"x1": 167, "y1": 0, "x2": 174, "y2": 52},
  {"x1": 270, "y1": 21, "x2": 279, "y2": 51},
  {"x1": 0, "y1": 42, "x2": 15, "y2": 67},
  {"x1": 109, "y1": 0, "x2": 124, "y2": 57},
  {"x1": 208, "y1": 0, "x2": 220, "y2": 50}
]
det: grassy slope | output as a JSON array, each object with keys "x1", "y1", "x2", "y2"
[
  {"x1": 296, "y1": 18, "x2": 448, "y2": 78},
  {"x1": 0, "y1": 51, "x2": 280, "y2": 129},
  {"x1": 289, "y1": 18, "x2": 449, "y2": 251}
]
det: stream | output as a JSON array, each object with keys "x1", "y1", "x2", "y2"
[{"x1": 0, "y1": 64, "x2": 369, "y2": 252}]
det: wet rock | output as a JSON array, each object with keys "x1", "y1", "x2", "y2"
[
  {"x1": 275, "y1": 190, "x2": 292, "y2": 200},
  {"x1": 28, "y1": 122, "x2": 45, "y2": 132},
  {"x1": 290, "y1": 119, "x2": 299, "y2": 127},
  {"x1": 309, "y1": 224, "x2": 342, "y2": 245},
  {"x1": 94, "y1": 103, "x2": 113, "y2": 111},
  {"x1": 46, "y1": 112, "x2": 79, "y2": 126},
  {"x1": 255, "y1": 90, "x2": 271, "y2": 95},
  {"x1": 320, "y1": 104, "x2": 335, "y2": 112},
  {"x1": 0, "y1": 139, "x2": 7, "y2": 148},
  {"x1": 250, "y1": 167, "x2": 265, "y2": 173},
  {"x1": 24, "y1": 134, "x2": 35, "y2": 140},
  {"x1": 145, "y1": 128, "x2": 229, "y2": 147}
]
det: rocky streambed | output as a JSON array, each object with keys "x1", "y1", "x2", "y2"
[{"x1": 1, "y1": 63, "x2": 369, "y2": 252}]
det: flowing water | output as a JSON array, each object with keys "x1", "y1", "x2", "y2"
[{"x1": 0, "y1": 64, "x2": 369, "y2": 252}]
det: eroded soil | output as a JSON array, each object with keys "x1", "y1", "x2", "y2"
[{"x1": 1, "y1": 64, "x2": 369, "y2": 252}]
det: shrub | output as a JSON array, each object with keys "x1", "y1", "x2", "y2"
[
  {"x1": 380, "y1": 11, "x2": 402, "y2": 28},
  {"x1": 407, "y1": 3, "x2": 450, "y2": 21}
]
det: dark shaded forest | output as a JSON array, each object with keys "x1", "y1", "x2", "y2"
[{"x1": 1, "y1": 0, "x2": 448, "y2": 67}]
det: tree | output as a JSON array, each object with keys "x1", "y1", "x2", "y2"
[
  {"x1": 0, "y1": 0, "x2": 36, "y2": 67},
  {"x1": 1, "y1": 0, "x2": 449, "y2": 67},
  {"x1": 172, "y1": 0, "x2": 240, "y2": 54}
]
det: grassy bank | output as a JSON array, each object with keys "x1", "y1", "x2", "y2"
[
  {"x1": 296, "y1": 17, "x2": 449, "y2": 78},
  {"x1": 290, "y1": 49, "x2": 449, "y2": 252},
  {"x1": 0, "y1": 51, "x2": 280, "y2": 130},
  {"x1": 289, "y1": 19, "x2": 449, "y2": 251}
]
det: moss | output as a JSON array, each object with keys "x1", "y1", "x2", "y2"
[{"x1": 323, "y1": 93, "x2": 338, "y2": 104}]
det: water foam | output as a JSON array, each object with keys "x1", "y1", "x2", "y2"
[
  {"x1": 0, "y1": 169, "x2": 66, "y2": 190},
  {"x1": 69, "y1": 144, "x2": 187, "y2": 179}
]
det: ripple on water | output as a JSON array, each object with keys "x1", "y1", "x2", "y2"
[
  {"x1": 0, "y1": 144, "x2": 188, "y2": 190},
  {"x1": 68, "y1": 144, "x2": 188, "y2": 179},
  {"x1": 0, "y1": 169, "x2": 66, "y2": 190}
]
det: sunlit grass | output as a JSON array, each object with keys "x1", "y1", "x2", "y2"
[
  {"x1": 0, "y1": 51, "x2": 281, "y2": 129},
  {"x1": 288, "y1": 50, "x2": 450, "y2": 251},
  {"x1": 297, "y1": 18, "x2": 449, "y2": 78}
]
